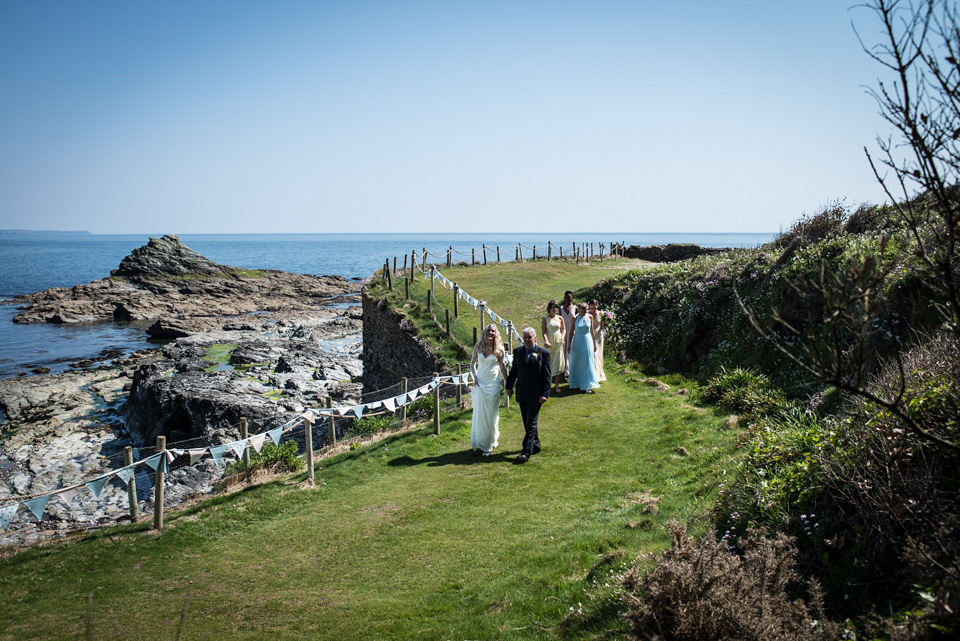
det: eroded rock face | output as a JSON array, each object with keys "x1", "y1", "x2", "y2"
[{"x1": 12, "y1": 235, "x2": 357, "y2": 328}]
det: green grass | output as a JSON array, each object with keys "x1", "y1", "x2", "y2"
[{"x1": 0, "y1": 257, "x2": 741, "y2": 641}]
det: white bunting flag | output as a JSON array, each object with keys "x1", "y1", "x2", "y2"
[
  {"x1": 249, "y1": 433, "x2": 267, "y2": 453},
  {"x1": 58, "y1": 488, "x2": 78, "y2": 507},
  {"x1": 407, "y1": 388, "x2": 420, "y2": 402},
  {"x1": 382, "y1": 397, "x2": 396, "y2": 413},
  {"x1": 187, "y1": 448, "x2": 207, "y2": 465}
]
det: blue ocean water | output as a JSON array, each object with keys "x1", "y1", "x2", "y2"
[{"x1": 0, "y1": 232, "x2": 775, "y2": 378}]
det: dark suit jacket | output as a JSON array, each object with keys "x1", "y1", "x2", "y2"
[{"x1": 506, "y1": 345, "x2": 552, "y2": 405}]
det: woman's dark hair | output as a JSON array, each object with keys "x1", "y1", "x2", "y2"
[
  {"x1": 588, "y1": 298, "x2": 598, "y2": 306},
  {"x1": 547, "y1": 300, "x2": 558, "y2": 312}
]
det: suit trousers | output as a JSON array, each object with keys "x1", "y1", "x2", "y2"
[{"x1": 518, "y1": 401, "x2": 542, "y2": 455}]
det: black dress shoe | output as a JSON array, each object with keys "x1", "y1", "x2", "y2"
[{"x1": 516, "y1": 454, "x2": 529, "y2": 463}]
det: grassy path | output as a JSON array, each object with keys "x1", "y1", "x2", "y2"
[{"x1": 1, "y1": 259, "x2": 739, "y2": 640}]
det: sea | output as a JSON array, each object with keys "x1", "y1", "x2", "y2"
[{"x1": 0, "y1": 232, "x2": 775, "y2": 379}]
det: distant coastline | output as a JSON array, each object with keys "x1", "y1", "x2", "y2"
[{"x1": 0, "y1": 229, "x2": 91, "y2": 235}]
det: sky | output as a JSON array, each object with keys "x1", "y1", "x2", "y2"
[{"x1": 0, "y1": 1, "x2": 900, "y2": 234}]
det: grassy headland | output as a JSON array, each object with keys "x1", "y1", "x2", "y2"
[{"x1": 0, "y1": 256, "x2": 742, "y2": 640}]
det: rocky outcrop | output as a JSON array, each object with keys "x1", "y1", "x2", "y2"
[
  {"x1": 361, "y1": 292, "x2": 445, "y2": 393},
  {"x1": 622, "y1": 243, "x2": 729, "y2": 262},
  {"x1": 123, "y1": 310, "x2": 363, "y2": 446},
  {"x1": 12, "y1": 235, "x2": 356, "y2": 328}
]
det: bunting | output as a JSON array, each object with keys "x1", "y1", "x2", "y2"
[
  {"x1": 210, "y1": 445, "x2": 228, "y2": 465},
  {"x1": 24, "y1": 495, "x2": 50, "y2": 520},
  {"x1": 58, "y1": 488, "x2": 78, "y2": 507},
  {"x1": 249, "y1": 433, "x2": 267, "y2": 453},
  {"x1": 267, "y1": 427, "x2": 283, "y2": 445},
  {"x1": 0, "y1": 504, "x2": 18, "y2": 530},
  {"x1": 114, "y1": 467, "x2": 135, "y2": 486}
]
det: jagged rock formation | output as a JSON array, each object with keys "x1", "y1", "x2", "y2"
[{"x1": 12, "y1": 235, "x2": 357, "y2": 329}]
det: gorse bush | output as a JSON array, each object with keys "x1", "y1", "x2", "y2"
[{"x1": 622, "y1": 521, "x2": 840, "y2": 641}]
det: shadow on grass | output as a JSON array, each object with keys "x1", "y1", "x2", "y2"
[{"x1": 388, "y1": 449, "x2": 525, "y2": 467}]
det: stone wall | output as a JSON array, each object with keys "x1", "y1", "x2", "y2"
[
  {"x1": 622, "y1": 243, "x2": 729, "y2": 262},
  {"x1": 362, "y1": 292, "x2": 446, "y2": 394}
]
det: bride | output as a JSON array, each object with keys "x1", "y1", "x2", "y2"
[{"x1": 470, "y1": 323, "x2": 508, "y2": 456}]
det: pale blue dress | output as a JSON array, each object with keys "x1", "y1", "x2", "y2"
[{"x1": 568, "y1": 315, "x2": 599, "y2": 390}]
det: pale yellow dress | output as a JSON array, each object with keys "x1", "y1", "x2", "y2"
[{"x1": 543, "y1": 314, "x2": 566, "y2": 378}]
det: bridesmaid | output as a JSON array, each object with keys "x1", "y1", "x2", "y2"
[
  {"x1": 568, "y1": 302, "x2": 600, "y2": 392},
  {"x1": 541, "y1": 300, "x2": 566, "y2": 393},
  {"x1": 559, "y1": 290, "x2": 576, "y2": 380},
  {"x1": 588, "y1": 299, "x2": 607, "y2": 382}
]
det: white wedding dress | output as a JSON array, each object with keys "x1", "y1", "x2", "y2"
[{"x1": 471, "y1": 352, "x2": 502, "y2": 452}]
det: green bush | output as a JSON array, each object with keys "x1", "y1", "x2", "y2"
[
  {"x1": 350, "y1": 413, "x2": 394, "y2": 437},
  {"x1": 224, "y1": 441, "x2": 304, "y2": 476},
  {"x1": 700, "y1": 367, "x2": 788, "y2": 418}
]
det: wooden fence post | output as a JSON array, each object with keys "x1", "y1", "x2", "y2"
[
  {"x1": 153, "y1": 435, "x2": 165, "y2": 530},
  {"x1": 385, "y1": 260, "x2": 392, "y2": 290},
  {"x1": 548, "y1": 242, "x2": 552, "y2": 261},
  {"x1": 533, "y1": 245, "x2": 537, "y2": 260},
  {"x1": 403, "y1": 253, "x2": 408, "y2": 275},
  {"x1": 124, "y1": 446, "x2": 138, "y2": 521},
  {"x1": 404, "y1": 276, "x2": 409, "y2": 300},
  {"x1": 303, "y1": 412, "x2": 314, "y2": 483},
  {"x1": 496, "y1": 246, "x2": 500, "y2": 262},
  {"x1": 428, "y1": 265, "x2": 435, "y2": 312},
  {"x1": 433, "y1": 372, "x2": 440, "y2": 435},
  {"x1": 483, "y1": 244, "x2": 487, "y2": 265},
  {"x1": 456, "y1": 362, "x2": 463, "y2": 406},
  {"x1": 240, "y1": 417, "x2": 250, "y2": 468},
  {"x1": 326, "y1": 397, "x2": 336, "y2": 445},
  {"x1": 447, "y1": 246, "x2": 452, "y2": 268},
  {"x1": 411, "y1": 250, "x2": 417, "y2": 277},
  {"x1": 453, "y1": 284, "x2": 459, "y2": 318},
  {"x1": 445, "y1": 308, "x2": 450, "y2": 336},
  {"x1": 599, "y1": 243, "x2": 604, "y2": 263},
  {"x1": 472, "y1": 248, "x2": 476, "y2": 265},
  {"x1": 393, "y1": 256, "x2": 397, "y2": 275},
  {"x1": 401, "y1": 378, "x2": 408, "y2": 423},
  {"x1": 479, "y1": 302, "x2": 486, "y2": 334}
]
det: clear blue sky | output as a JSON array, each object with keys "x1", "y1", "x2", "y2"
[{"x1": 1, "y1": 1, "x2": 895, "y2": 234}]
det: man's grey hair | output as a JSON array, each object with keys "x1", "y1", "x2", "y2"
[{"x1": 522, "y1": 327, "x2": 536, "y2": 338}]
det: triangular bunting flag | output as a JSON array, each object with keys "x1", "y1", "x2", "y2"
[
  {"x1": 267, "y1": 427, "x2": 283, "y2": 445},
  {"x1": 382, "y1": 397, "x2": 396, "y2": 413},
  {"x1": 249, "y1": 433, "x2": 267, "y2": 453},
  {"x1": 407, "y1": 388, "x2": 420, "y2": 401},
  {"x1": 418, "y1": 383, "x2": 433, "y2": 395},
  {"x1": 165, "y1": 450, "x2": 177, "y2": 464},
  {"x1": 300, "y1": 410, "x2": 315, "y2": 422},
  {"x1": 58, "y1": 488, "x2": 78, "y2": 507},
  {"x1": 210, "y1": 445, "x2": 228, "y2": 465},
  {"x1": 395, "y1": 393, "x2": 408, "y2": 407},
  {"x1": 159, "y1": 455, "x2": 169, "y2": 474},
  {"x1": 352, "y1": 404, "x2": 365, "y2": 419},
  {"x1": 114, "y1": 467, "x2": 135, "y2": 486},
  {"x1": 0, "y1": 503, "x2": 18, "y2": 530},
  {"x1": 337, "y1": 406, "x2": 349, "y2": 417},
  {"x1": 187, "y1": 448, "x2": 207, "y2": 465},
  {"x1": 24, "y1": 495, "x2": 50, "y2": 520},
  {"x1": 365, "y1": 401, "x2": 382, "y2": 410},
  {"x1": 86, "y1": 476, "x2": 108, "y2": 498},
  {"x1": 228, "y1": 440, "x2": 248, "y2": 459},
  {"x1": 143, "y1": 454, "x2": 162, "y2": 471}
]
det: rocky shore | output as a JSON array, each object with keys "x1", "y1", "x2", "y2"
[{"x1": 0, "y1": 236, "x2": 363, "y2": 547}]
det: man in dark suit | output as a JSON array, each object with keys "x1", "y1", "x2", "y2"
[{"x1": 505, "y1": 326, "x2": 552, "y2": 462}]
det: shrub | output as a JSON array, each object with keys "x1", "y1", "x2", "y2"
[
  {"x1": 223, "y1": 441, "x2": 304, "y2": 476},
  {"x1": 623, "y1": 522, "x2": 840, "y2": 641},
  {"x1": 350, "y1": 413, "x2": 393, "y2": 437},
  {"x1": 700, "y1": 367, "x2": 788, "y2": 419}
]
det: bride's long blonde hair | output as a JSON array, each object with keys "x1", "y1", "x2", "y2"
[{"x1": 476, "y1": 323, "x2": 504, "y2": 359}]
